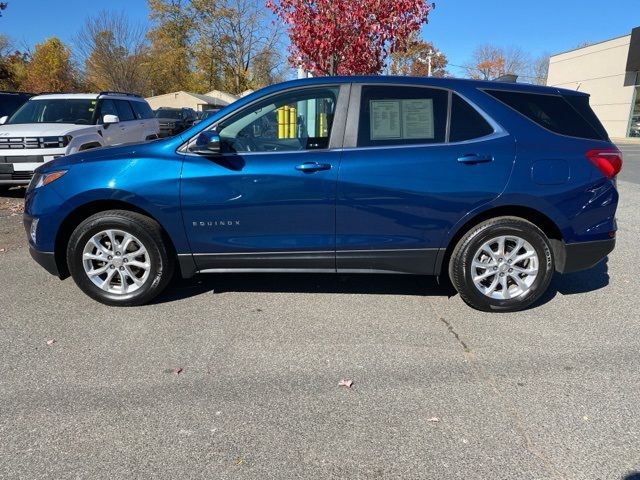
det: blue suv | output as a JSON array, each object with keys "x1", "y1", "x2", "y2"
[{"x1": 23, "y1": 77, "x2": 622, "y2": 311}]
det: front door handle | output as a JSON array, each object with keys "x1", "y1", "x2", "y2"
[
  {"x1": 295, "y1": 162, "x2": 332, "y2": 173},
  {"x1": 457, "y1": 154, "x2": 494, "y2": 164}
]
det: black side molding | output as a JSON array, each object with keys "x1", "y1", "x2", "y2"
[{"x1": 337, "y1": 248, "x2": 440, "y2": 275}]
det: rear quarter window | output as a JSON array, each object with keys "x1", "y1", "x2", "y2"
[
  {"x1": 357, "y1": 85, "x2": 448, "y2": 147},
  {"x1": 484, "y1": 89, "x2": 605, "y2": 140},
  {"x1": 450, "y1": 94, "x2": 494, "y2": 142}
]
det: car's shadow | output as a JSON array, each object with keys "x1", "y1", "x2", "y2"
[
  {"x1": 0, "y1": 186, "x2": 26, "y2": 199},
  {"x1": 153, "y1": 258, "x2": 611, "y2": 308},
  {"x1": 536, "y1": 258, "x2": 610, "y2": 306}
]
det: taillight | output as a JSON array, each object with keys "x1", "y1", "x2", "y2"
[{"x1": 586, "y1": 148, "x2": 623, "y2": 179}]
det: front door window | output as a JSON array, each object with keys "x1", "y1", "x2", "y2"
[{"x1": 216, "y1": 87, "x2": 340, "y2": 153}]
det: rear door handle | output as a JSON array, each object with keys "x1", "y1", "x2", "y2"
[
  {"x1": 295, "y1": 162, "x2": 332, "y2": 173},
  {"x1": 457, "y1": 154, "x2": 494, "y2": 164}
]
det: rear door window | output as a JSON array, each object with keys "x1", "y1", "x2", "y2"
[
  {"x1": 357, "y1": 86, "x2": 448, "y2": 147},
  {"x1": 484, "y1": 89, "x2": 605, "y2": 140},
  {"x1": 449, "y1": 94, "x2": 494, "y2": 142}
]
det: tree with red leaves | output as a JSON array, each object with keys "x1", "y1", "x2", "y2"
[{"x1": 266, "y1": 0, "x2": 433, "y2": 76}]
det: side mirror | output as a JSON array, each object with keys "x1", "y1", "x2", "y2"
[
  {"x1": 0, "y1": 116, "x2": 7, "y2": 125},
  {"x1": 103, "y1": 114, "x2": 120, "y2": 125},
  {"x1": 189, "y1": 131, "x2": 221, "y2": 156}
]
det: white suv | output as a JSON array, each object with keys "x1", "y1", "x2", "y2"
[{"x1": 0, "y1": 92, "x2": 160, "y2": 187}]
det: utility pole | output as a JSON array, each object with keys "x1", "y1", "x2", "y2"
[{"x1": 419, "y1": 49, "x2": 442, "y2": 77}]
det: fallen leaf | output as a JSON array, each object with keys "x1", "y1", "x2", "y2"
[
  {"x1": 427, "y1": 417, "x2": 440, "y2": 423},
  {"x1": 338, "y1": 378, "x2": 353, "y2": 388},
  {"x1": 46, "y1": 339, "x2": 56, "y2": 346},
  {"x1": 173, "y1": 367, "x2": 183, "y2": 376},
  {"x1": 0, "y1": 248, "x2": 5, "y2": 253},
  {"x1": 582, "y1": 415, "x2": 589, "y2": 421}
]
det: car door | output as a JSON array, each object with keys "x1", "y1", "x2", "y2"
[
  {"x1": 114, "y1": 99, "x2": 141, "y2": 144},
  {"x1": 96, "y1": 99, "x2": 122, "y2": 145},
  {"x1": 130, "y1": 100, "x2": 155, "y2": 140},
  {"x1": 180, "y1": 84, "x2": 349, "y2": 271},
  {"x1": 336, "y1": 84, "x2": 516, "y2": 275}
]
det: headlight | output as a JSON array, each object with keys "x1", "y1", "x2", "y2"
[{"x1": 30, "y1": 170, "x2": 67, "y2": 189}]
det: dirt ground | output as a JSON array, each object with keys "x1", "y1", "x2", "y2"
[{"x1": 0, "y1": 187, "x2": 26, "y2": 253}]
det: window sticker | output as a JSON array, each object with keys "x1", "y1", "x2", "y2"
[
  {"x1": 402, "y1": 99, "x2": 434, "y2": 139},
  {"x1": 370, "y1": 98, "x2": 434, "y2": 141},
  {"x1": 370, "y1": 100, "x2": 401, "y2": 140}
]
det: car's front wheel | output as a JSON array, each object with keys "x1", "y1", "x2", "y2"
[
  {"x1": 67, "y1": 210, "x2": 174, "y2": 306},
  {"x1": 449, "y1": 217, "x2": 554, "y2": 312}
]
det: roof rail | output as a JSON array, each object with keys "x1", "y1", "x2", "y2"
[
  {"x1": 37, "y1": 91, "x2": 78, "y2": 96},
  {"x1": 99, "y1": 91, "x2": 142, "y2": 98}
]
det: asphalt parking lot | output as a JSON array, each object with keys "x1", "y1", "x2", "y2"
[{"x1": 1, "y1": 144, "x2": 639, "y2": 479}]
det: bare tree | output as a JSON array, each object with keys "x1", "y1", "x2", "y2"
[
  {"x1": 464, "y1": 44, "x2": 530, "y2": 80},
  {"x1": 191, "y1": 0, "x2": 283, "y2": 94},
  {"x1": 76, "y1": 11, "x2": 150, "y2": 94},
  {"x1": 531, "y1": 53, "x2": 550, "y2": 85}
]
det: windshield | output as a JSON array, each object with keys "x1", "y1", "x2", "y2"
[
  {"x1": 155, "y1": 109, "x2": 182, "y2": 120},
  {"x1": 8, "y1": 99, "x2": 97, "y2": 125},
  {"x1": 0, "y1": 95, "x2": 30, "y2": 118}
]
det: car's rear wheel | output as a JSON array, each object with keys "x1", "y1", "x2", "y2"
[
  {"x1": 449, "y1": 217, "x2": 554, "y2": 312},
  {"x1": 67, "y1": 210, "x2": 174, "y2": 306}
]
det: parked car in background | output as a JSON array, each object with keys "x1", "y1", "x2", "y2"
[
  {"x1": 154, "y1": 107, "x2": 197, "y2": 137},
  {"x1": 24, "y1": 76, "x2": 621, "y2": 312},
  {"x1": 0, "y1": 91, "x2": 34, "y2": 120},
  {"x1": 0, "y1": 92, "x2": 159, "y2": 189},
  {"x1": 629, "y1": 115, "x2": 640, "y2": 137},
  {"x1": 193, "y1": 108, "x2": 221, "y2": 125}
]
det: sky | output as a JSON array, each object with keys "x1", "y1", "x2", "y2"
[{"x1": 1, "y1": 0, "x2": 639, "y2": 78}]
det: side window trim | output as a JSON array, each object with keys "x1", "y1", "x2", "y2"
[
  {"x1": 180, "y1": 84, "x2": 351, "y2": 155},
  {"x1": 445, "y1": 90, "x2": 453, "y2": 143},
  {"x1": 343, "y1": 83, "x2": 505, "y2": 150}
]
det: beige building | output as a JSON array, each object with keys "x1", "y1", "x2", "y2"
[
  {"x1": 547, "y1": 27, "x2": 640, "y2": 138},
  {"x1": 145, "y1": 90, "x2": 239, "y2": 112}
]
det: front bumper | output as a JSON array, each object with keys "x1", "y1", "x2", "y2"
[
  {"x1": 0, "y1": 171, "x2": 34, "y2": 185},
  {"x1": 558, "y1": 238, "x2": 615, "y2": 273},
  {"x1": 1, "y1": 150, "x2": 65, "y2": 185},
  {"x1": 29, "y1": 245, "x2": 60, "y2": 277}
]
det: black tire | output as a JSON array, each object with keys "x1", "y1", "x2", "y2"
[
  {"x1": 448, "y1": 216, "x2": 554, "y2": 312},
  {"x1": 67, "y1": 210, "x2": 174, "y2": 306}
]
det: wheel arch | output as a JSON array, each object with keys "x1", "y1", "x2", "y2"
[
  {"x1": 53, "y1": 200, "x2": 181, "y2": 279},
  {"x1": 435, "y1": 205, "x2": 564, "y2": 277}
]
